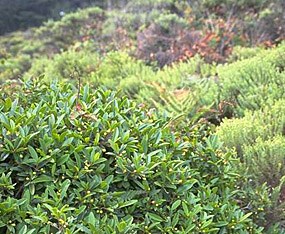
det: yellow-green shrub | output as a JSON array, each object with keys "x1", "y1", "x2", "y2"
[
  {"x1": 217, "y1": 99, "x2": 285, "y2": 231},
  {"x1": 0, "y1": 55, "x2": 31, "y2": 82},
  {"x1": 25, "y1": 49, "x2": 100, "y2": 81},
  {"x1": 91, "y1": 51, "x2": 154, "y2": 89},
  {"x1": 243, "y1": 136, "x2": 285, "y2": 187},
  {"x1": 228, "y1": 46, "x2": 266, "y2": 62},
  {"x1": 217, "y1": 44, "x2": 285, "y2": 115},
  {"x1": 217, "y1": 99, "x2": 285, "y2": 151}
]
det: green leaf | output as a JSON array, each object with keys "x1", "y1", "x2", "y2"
[
  {"x1": 148, "y1": 212, "x2": 164, "y2": 222},
  {"x1": 77, "y1": 225, "x2": 92, "y2": 234},
  {"x1": 94, "y1": 133, "x2": 100, "y2": 145},
  {"x1": 43, "y1": 204, "x2": 54, "y2": 213},
  {"x1": 4, "y1": 97, "x2": 12, "y2": 110},
  {"x1": 28, "y1": 145, "x2": 38, "y2": 160},
  {"x1": 17, "y1": 198, "x2": 27, "y2": 206},
  {"x1": 56, "y1": 114, "x2": 66, "y2": 125},
  {"x1": 154, "y1": 131, "x2": 162, "y2": 145},
  {"x1": 62, "y1": 137, "x2": 74, "y2": 147},
  {"x1": 19, "y1": 225, "x2": 27, "y2": 234},
  {"x1": 109, "y1": 140, "x2": 120, "y2": 153},
  {"x1": 141, "y1": 135, "x2": 148, "y2": 154},
  {"x1": 51, "y1": 163, "x2": 56, "y2": 177},
  {"x1": 172, "y1": 213, "x2": 180, "y2": 227},
  {"x1": 177, "y1": 180, "x2": 197, "y2": 194},
  {"x1": 0, "y1": 113, "x2": 9, "y2": 126},
  {"x1": 185, "y1": 223, "x2": 195, "y2": 232},
  {"x1": 201, "y1": 219, "x2": 212, "y2": 229},
  {"x1": 83, "y1": 85, "x2": 90, "y2": 101},
  {"x1": 146, "y1": 149, "x2": 161, "y2": 165},
  {"x1": 171, "y1": 200, "x2": 181, "y2": 211},
  {"x1": 93, "y1": 158, "x2": 107, "y2": 165},
  {"x1": 215, "y1": 221, "x2": 229, "y2": 227},
  {"x1": 239, "y1": 212, "x2": 252, "y2": 223},
  {"x1": 182, "y1": 202, "x2": 189, "y2": 215},
  {"x1": 87, "y1": 212, "x2": 96, "y2": 225},
  {"x1": 29, "y1": 184, "x2": 35, "y2": 195},
  {"x1": 112, "y1": 127, "x2": 120, "y2": 142},
  {"x1": 119, "y1": 200, "x2": 138, "y2": 208},
  {"x1": 26, "y1": 229, "x2": 36, "y2": 234},
  {"x1": 57, "y1": 154, "x2": 70, "y2": 166},
  {"x1": 117, "y1": 221, "x2": 127, "y2": 232},
  {"x1": 60, "y1": 179, "x2": 71, "y2": 200},
  {"x1": 76, "y1": 205, "x2": 87, "y2": 215},
  {"x1": 33, "y1": 175, "x2": 53, "y2": 184}
]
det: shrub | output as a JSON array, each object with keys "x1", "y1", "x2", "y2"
[
  {"x1": 228, "y1": 46, "x2": 266, "y2": 62},
  {"x1": 0, "y1": 7, "x2": 106, "y2": 83},
  {"x1": 217, "y1": 44, "x2": 285, "y2": 115},
  {"x1": 25, "y1": 49, "x2": 100, "y2": 82},
  {"x1": 25, "y1": 50, "x2": 221, "y2": 127},
  {"x1": 25, "y1": 50, "x2": 151, "y2": 93},
  {"x1": 153, "y1": 56, "x2": 217, "y2": 86},
  {"x1": 243, "y1": 136, "x2": 285, "y2": 188},
  {"x1": 91, "y1": 51, "x2": 154, "y2": 93},
  {"x1": 200, "y1": 0, "x2": 268, "y2": 8},
  {"x1": 137, "y1": 79, "x2": 217, "y2": 128},
  {"x1": 0, "y1": 79, "x2": 261, "y2": 233},
  {"x1": 217, "y1": 99, "x2": 285, "y2": 230},
  {"x1": 135, "y1": 58, "x2": 222, "y2": 125},
  {"x1": 216, "y1": 99, "x2": 285, "y2": 154},
  {"x1": 34, "y1": 7, "x2": 105, "y2": 53},
  {"x1": 0, "y1": 54, "x2": 31, "y2": 83},
  {"x1": 1, "y1": 7, "x2": 105, "y2": 59},
  {"x1": 192, "y1": 0, "x2": 285, "y2": 44}
]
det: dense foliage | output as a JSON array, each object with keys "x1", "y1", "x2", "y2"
[
  {"x1": 0, "y1": 80, "x2": 262, "y2": 233},
  {"x1": 0, "y1": 1, "x2": 285, "y2": 233}
]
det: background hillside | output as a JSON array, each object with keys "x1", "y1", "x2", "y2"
[
  {"x1": 0, "y1": 0, "x2": 128, "y2": 35},
  {"x1": 0, "y1": 1, "x2": 285, "y2": 233}
]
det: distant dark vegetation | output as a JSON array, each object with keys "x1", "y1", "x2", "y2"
[{"x1": 0, "y1": 0, "x2": 127, "y2": 35}]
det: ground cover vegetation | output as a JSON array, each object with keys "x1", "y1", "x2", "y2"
[{"x1": 0, "y1": 0, "x2": 285, "y2": 233}]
